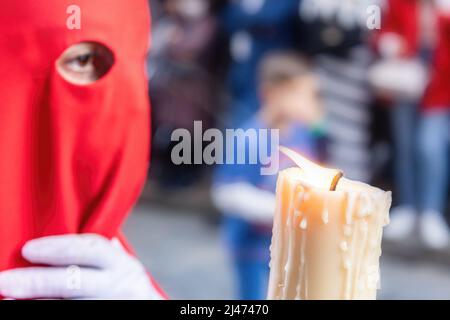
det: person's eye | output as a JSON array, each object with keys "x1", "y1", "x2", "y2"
[
  {"x1": 56, "y1": 42, "x2": 115, "y2": 85},
  {"x1": 67, "y1": 53, "x2": 96, "y2": 72}
]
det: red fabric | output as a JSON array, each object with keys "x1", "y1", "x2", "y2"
[
  {"x1": 424, "y1": 14, "x2": 450, "y2": 110},
  {"x1": 0, "y1": 0, "x2": 153, "y2": 277},
  {"x1": 375, "y1": 0, "x2": 450, "y2": 110},
  {"x1": 376, "y1": 0, "x2": 419, "y2": 57}
]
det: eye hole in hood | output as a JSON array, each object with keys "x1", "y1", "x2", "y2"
[{"x1": 56, "y1": 42, "x2": 115, "y2": 86}]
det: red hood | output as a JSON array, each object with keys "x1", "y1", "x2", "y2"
[{"x1": 0, "y1": 0, "x2": 151, "y2": 270}]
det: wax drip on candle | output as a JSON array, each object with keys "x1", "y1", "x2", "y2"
[
  {"x1": 353, "y1": 219, "x2": 369, "y2": 298},
  {"x1": 342, "y1": 193, "x2": 358, "y2": 299},
  {"x1": 283, "y1": 197, "x2": 294, "y2": 296},
  {"x1": 322, "y1": 199, "x2": 330, "y2": 224},
  {"x1": 300, "y1": 217, "x2": 308, "y2": 230},
  {"x1": 343, "y1": 259, "x2": 352, "y2": 270},
  {"x1": 345, "y1": 193, "x2": 357, "y2": 225},
  {"x1": 297, "y1": 225, "x2": 307, "y2": 299},
  {"x1": 344, "y1": 226, "x2": 352, "y2": 237},
  {"x1": 357, "y1": 194, "x2": 372, "y2": 218},
  {"x1": 366, "y1": 265, "x2": 380, "y2": 290}
]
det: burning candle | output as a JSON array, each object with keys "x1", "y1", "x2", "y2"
[{"x1": 267, "y1": 148, "x2": 391, "y2": 300}]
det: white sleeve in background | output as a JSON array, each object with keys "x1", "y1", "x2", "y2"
[
  {"x1": 377, "y1": 33, "x2": 405, "y2": 59},
  {"x1": 436, "y1": 0, "x2": 450, "y2": 15},
  {"x1": 211, "y1": 182, "x2": 277, "y2": 225}
]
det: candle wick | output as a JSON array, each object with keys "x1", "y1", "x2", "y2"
[{"x1": 330, "y1": 171, "x2": 343, "y2": 191}]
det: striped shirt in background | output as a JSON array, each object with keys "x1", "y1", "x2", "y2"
[{"x1": 316, "y1": 46, "x2": 374, "y2": 182}]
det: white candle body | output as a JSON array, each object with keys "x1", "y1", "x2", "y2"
[{"x1": 268, "y1": 168, "x2": 391, "y2": 300}]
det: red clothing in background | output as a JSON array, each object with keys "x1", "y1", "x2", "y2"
[
  {"x1": 378, "y1": 0, "x2": 421, "y2": 56},
  {"x1": 377, "y1": 0, "x2": 450, "y2": 110},
  {"x1": 424, "y1": 13, "x2": 450, "y2": 109}
]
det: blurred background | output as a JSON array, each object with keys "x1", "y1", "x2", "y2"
[{"x1": 127, "y1": 0, "x2": 450, "y2": 299}]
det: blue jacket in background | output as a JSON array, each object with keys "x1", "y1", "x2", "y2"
[{"x1": 221, "y1": 0, "x2": 302, "y2": 126}]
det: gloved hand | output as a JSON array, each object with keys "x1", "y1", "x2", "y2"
[{"x1": 0, "y1": 234, "x2": 164, "y2": 300}]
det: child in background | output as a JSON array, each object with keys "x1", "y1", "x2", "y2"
[{"x1": 212, "y1": 52, "x2": 324, "y2": 300}]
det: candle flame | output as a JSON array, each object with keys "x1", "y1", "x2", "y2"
[{"x1": 279, "y1": 146, "x2": 343, "y2": 191}]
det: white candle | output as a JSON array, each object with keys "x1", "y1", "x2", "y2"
[{"x1": 267, "y1": 150, "x2": 391, "y2": 300}]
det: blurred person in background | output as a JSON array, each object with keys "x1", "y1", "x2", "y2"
[
  {"x1": 374, "y1": 0, "x2": 450, "y2": 249},
  {"x1": 212, "y1": 52, "x2": 323, "y2": 300},
  {"x1": 418, "y1": 5, "x2": 450, "y2": 249},
  {"x1": 220, "y1": 0, "x2": 301, "y2": 127},
  {"x1": 149, "y1": 0, "x2": 218, "y2": 188},
  {"x1": 0, "y1": 0, "x2": 165, "y2": 299},
  {"x1": 298, "y1": 0, "x2": 379, "y2": 183}
]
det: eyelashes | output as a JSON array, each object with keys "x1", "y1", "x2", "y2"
[{"x1": 56, "y1": 42, "x2": 115, "y2": 85}]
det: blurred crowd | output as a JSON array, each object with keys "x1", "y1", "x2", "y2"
[{"x1": 147, "y1": 0, "x2": 450, "y2": 299}]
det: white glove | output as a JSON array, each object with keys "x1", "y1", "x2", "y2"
[
  {"x1": 0, "y1": 234, "x2": 164, "y2": 300},
  {"x1": 212, "y1": 182, "x2": 276, "y2": 224},
  {"x1": 436, "y1": 0, "x2": 450, "y2": 15}
]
